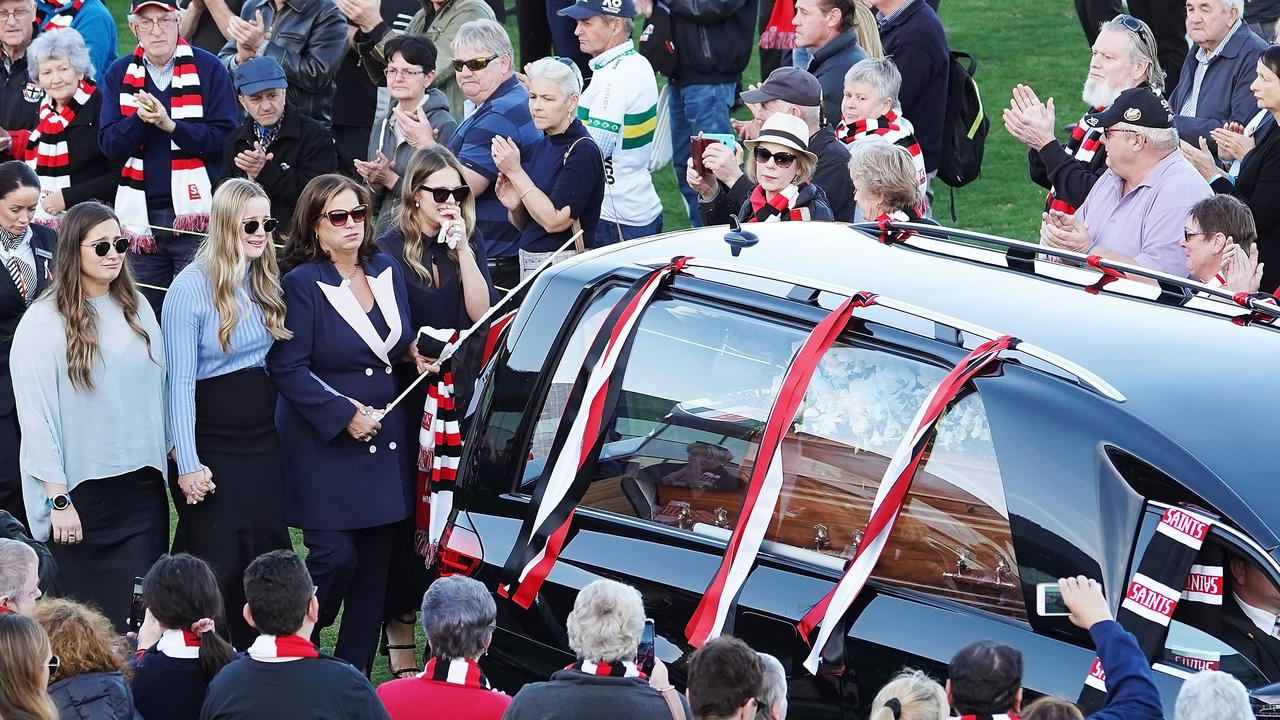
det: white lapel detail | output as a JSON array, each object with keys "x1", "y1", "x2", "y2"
[
  {"x1": 366, "y1": 266, "x2": 402, "y2": 358},
  {"x1": 317, "y1": 274, "x2": 392, "y2": 366}
]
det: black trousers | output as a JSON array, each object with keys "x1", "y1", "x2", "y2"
[
  {"x1": 0, "y1": 411, "x2": 25, "y2": 532},
  {"x1": 1128, "y1": 0, "x2": 1189, "y2": 95},
  {"x1": 305, "y1": 523, "x2": 395, "y2": 670},
  {"x1": 1074, "y1": 0, "x2": 1123, "y2": 46}
]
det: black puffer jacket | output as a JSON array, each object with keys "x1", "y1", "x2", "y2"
[
  {"x1": 667, "y1": 0, "x2": 758, "y2": 85},
  {"x1": 48, "y1": 672, "x2": 141, "y2": 720}
]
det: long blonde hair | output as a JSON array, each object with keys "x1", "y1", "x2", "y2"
[
  {"x1": 852, "y1": 0, "x2": 884, "y2": 58},
  {"x1": 50, "y1": 202, "x2": 156, "y2": 391},
  {"x1": 394, "y1": 146, "x2": 477, "y2": 286},
  {"x1": 198, "y1": 179, "x2": 291, "y2": 351},
  {"x1": 0, "y1": 613, "x2": 59, "y2": 720},
  {"x1": 869, "y1": 669, "x2": 949, "y2": 720}
]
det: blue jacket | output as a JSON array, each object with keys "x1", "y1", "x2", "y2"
[
  {"x1": 1086, "y1": 620, "x2": 1164, "y2": 720},
  {"x1": 35, "y1": 0, "x2": 117, "y2": 80},
  {"x1": 1170, "y1": 24, "x2": 1269, "y2": 146},
  {"x1": 48, "y1": 671, "x2": 141, "y2": 720},
  {"x1": 877, "y1": 0, "x2": 949, "y2": 173},
  {"x1": 808, "y1": 31, "x2": 868, "y2": 127},
  {"x1": 97, "y1": 45, "x2": 239, "y2": 207}
]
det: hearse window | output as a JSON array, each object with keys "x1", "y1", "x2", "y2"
[{"x1": 524, "y1": 294, "x2": 1025, "y2": 620}]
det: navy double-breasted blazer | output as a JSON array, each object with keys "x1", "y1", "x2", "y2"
[{"x1": 268, "y1": 252, "x2": 414, "y2": 531}]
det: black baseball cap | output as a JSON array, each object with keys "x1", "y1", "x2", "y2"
[
  {"x1": 739, "y1": 67, "x2": 822, "y2": 108},
  {"x1": 1085, "y1": 87, "x2": 1174, "y2": 130},
  {"x1": 559, "y1": 0, "x2": 636, "y2": 20}
]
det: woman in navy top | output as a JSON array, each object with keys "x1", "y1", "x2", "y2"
[
  {"x1": 132, "y1": 554, "x2": 236, "y2": 720},
  {"x1": 161, "y1": 178, "x2": 293, "y2": 648},
  {"x1": 375, "y1": 145, "x2": 495, "y2": 676},
  {"x1": 270, "y1": 174, "x2": 413, "y2": 672},
  {"x1": 491, "y1": 57, "x2": 605, "y2": 272}
]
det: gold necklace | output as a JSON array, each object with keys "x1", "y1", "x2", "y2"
[{"x1": 336, "y1": 263, "x2": 360, "y2": 287}]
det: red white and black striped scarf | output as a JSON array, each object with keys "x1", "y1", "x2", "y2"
[
  {"x1": 498, "y1": 258, "x2": 690, "y2": 608},
  {"x1": 114, "y1": 39, "x2": 212, "y2": 251},
  {"x1": 746, "y1": 183, "x2": 809, "y2": 223},
  {"x1": 836, "y1": 111, "x2": 928, "y2": 213},
  {"x1": 1045, "y1": 109, "x2": 1104, "y2": 215},
  {"x1": 416, "y1": 354, "x2": 461, "y2": 565},
  {"x1": 35, "y1": 0, "x2": 84, "y2": 32},
  {"x1": 566, "y1": 659, "x2": 646, "y2": 679},
  {"x1": 686, "y1": 292, "x2": 878, "y2": 647},
  {"x1": 23, "y1": 78, "x2": 94, "y2": 227},
  {"x1": 799, "y1": 336, "x2": 1019, "y2": 673},
  {"x1": 155, "y1": 628, "x2": 201, "y2": 659},
  {"x1": 958, "y1": 714, "x2": 1020, "y2": 720},
  {"x1": 247, "y1": 634, "x2": 321, "y2": 661},
  {"x1": 421, "y1": 657, "x2": 493, "y2": 690}
]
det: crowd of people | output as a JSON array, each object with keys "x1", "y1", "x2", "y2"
[{"x1": 0, "y1": 0, "x2": 1275, "y2": 716}]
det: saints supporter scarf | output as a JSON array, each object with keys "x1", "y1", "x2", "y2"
[
  {"x1": 415, "y1": 354, "x2": 461, "y2": 565},
  {"x1": 746, "y1": 184, "x2": 809, "y2": 223},
  {"x1": 959, "y1": 715, "x2": 1020, "y2": 720},
  {"x1": 114, "y1": 39, "x2": 212, "y2": 251},
  {"x1": 759, "y1": 0, "x2": 796, "y2": 49},
  {"x1": 567, "y1": 659, "x2": 646, "y2": 679},
  {"x1": 686, "y1": 292, "x2": 878, "y2": 647},
  {"x1": 835, "y1": 111, "x2": 923, "y2": 164},
  {"x1": 35, "y1": 0, "x2": 84, "y2": 31},
  {"x1": 247, "y1": 634, "x2": 320, "y2": 660},
  {"x1": 421, "y1": 657, "x2": 493, "y2": 689},
  {"x1": 499, "y1": 258, "x2": 690, "y2": 608},
  {"x1": 155, "y1": 628, "x2": 201, "y2": 659},
  {"x1": 1045, "y1": 109, "x2": 1104, "y2": 215},
  {"x1": 799, "y1": 335, "x2": 1019, "y2": 673},
  {"x1": 23, "y1": 79, "x2": 94, "y2": 226},
  {"x1": 1076, "y1": 505, "x2": 1213, "y2": 712}
]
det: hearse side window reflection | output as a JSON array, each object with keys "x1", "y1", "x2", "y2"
[{"x1": 523, "y1": 294, "x2": 1026, "y2": 621}]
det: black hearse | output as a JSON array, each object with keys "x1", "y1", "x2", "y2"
[{"x1": 441, "y1": 221, "x2": 1280, "y2": 718}]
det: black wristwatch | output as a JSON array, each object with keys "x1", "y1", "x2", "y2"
[{"x1": 45, "y1": 494, "x2": 72, "y2": 511}]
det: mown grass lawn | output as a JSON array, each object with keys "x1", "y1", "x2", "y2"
[{"x1": 103, "y1": 0, "x2": 1089, "y2": 682}]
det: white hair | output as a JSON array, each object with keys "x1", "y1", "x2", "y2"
[
  {"x1": 1219, "y1": 0, "x2": 1244, "y2": 14},
  {"x1": 27, "y1": 26, "x2": 94, "y2": 81},
  {"x1": 1174, "y1": 671, "x2": 1251, "y2": 720},
  {"x1": 755, "y1": 653, "x2": 788, "y2": 720},
  {"x1": 566, "y1": 579, "x2": 644, "y2": 663},
  {"x1": 1112, "y1": 121, "x2": 1180, "y2": 153},
  {"x1": 843, "y1": 57, "x2": 902, "y2": 104},
  {"x1": 422, "y1": 575, "x2": 496, "y2": 661},
  {"x1": 526, "y1": 56, "x2": 583, "y2": 98},
  {"x1": 0, "y1": 539, "x2": 37, "y2": 602},
  {"x1": 452, "y1": 19, "x2": 513, "y2": 63},
  {"x1": 1097, "y1": 18, "x2": 1165, "y2": 93}
]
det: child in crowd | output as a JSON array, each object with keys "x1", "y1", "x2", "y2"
[{"x1": 835, "y1": 57, "x2": 929, "y2": 216}]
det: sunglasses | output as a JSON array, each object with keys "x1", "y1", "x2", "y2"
[
  {"x1": 243, "y1": 217, "x2": 278, "y2": 235},
  {"x1": 452, "y1": 54, "x2": 499, "y2": 72},
  {"x1": 420, "y1": 185, "x2": 471, "y2": 204},
  {"x1": 1114, "y1": 14, "x2": 1145, "y2": 34},
  {"x1": 325, "y1": 205, "x2": 368, "y2": 227},
  {"x1": 48, "y1": 654, "x2": 60, "y2": 671},
  {"x1": 83, "y1": 238, "x2": 130, "y2": 256},
  {"x1": 753, "y1": 147, "x2": 797, "y2": 168}
]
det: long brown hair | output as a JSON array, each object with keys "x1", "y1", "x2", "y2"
[
  {"x1": 199, "y1": 179, "x2": 292, "y2": 351},
  {"x1": 280, "y1": 174, "x2": 378, "y2": 271},
  {"x1": 31, "y1": 599, "x2": 131, "y2": 684},
  {"x1": 394, "y1": 146, "x2": 477, "y2": 286},
  {"x1": 0, "y1": 613, "x2": 59, "y2": 720},
  {"x1": 49, "y1": 202, "x2": 156, "y2": 391}
]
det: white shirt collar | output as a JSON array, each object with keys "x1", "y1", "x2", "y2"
[{"x1": 1235, "y1": 593, "x2": 1279, "y2": 636}]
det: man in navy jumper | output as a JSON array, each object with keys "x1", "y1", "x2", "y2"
[
  {"x1": 946, "y1": 576, "x2": 1163, "y2": 720},
  {"x1": 98, "y1": 0, "x2": 237, "y2": 310}
]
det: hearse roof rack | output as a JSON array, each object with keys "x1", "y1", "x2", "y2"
[{"x1": 852, "y1": 220, "x2": 1280, "y2": 325}]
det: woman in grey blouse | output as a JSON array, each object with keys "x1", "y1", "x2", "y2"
[{"x1": 11, "y1": 201, "x2": 169, "y2": 633}]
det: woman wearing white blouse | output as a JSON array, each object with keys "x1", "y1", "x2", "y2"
[{"x1": 11, "y1": 201, "x2": 169, "y2": 633}]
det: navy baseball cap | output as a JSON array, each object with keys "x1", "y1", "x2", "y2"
[
  {"x1": 235, "y1": 57, "x2": 288, "y2": 95},
  {"x1": 740, "y1": 67, "x2": 822, "y2": 108},
  {"x1": 559, "y1": 0, "x2": 636, "y2": 20},
  {"x1": 1085, "y1": 87, "x2": 1174, "y2": 130}
]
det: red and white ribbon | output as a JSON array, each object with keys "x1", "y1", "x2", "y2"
[
  {"x1": 155, "y1": 628, "x2": 201, "y2": 659},
  {"x1": 246, "y1": 635, "x2": 320, "y2": 661}
]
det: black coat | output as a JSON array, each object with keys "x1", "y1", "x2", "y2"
[
  {"x1": 1210, "y1": 120, "x2": 1280, "y2": 293},
  {"x1": 221, "y1": 104, "x2": 338, "y2": 234},
  {"x1": 0, "y1": 223, "x2": 55, "y2": 417},
  {"x1": 702, "y1": 127, "x2": 854, "y2": 225},
  {"x1": 0, "y1": 53, "x2": 39, "y2": 142},
  {"x1": 1220, "y1": 595, "x2": 1280, "y2": 681},
  {"x1": 25, "y1": 90, "x2": 119, "y2": 208},
  {"x1": 48, "y1": 672, "x2": 141, "y2": 720},
  {"x1": 667, "y1": 0, "x2": 758, "y2": 85}
]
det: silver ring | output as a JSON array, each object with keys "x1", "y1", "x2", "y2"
[{"x1": 68, "y1": 532, "x2": 76, "y2": 540}]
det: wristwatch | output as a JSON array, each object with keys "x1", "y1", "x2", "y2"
[{"x1": 45, "y1": 494, "x2": 72, "y2": 511}]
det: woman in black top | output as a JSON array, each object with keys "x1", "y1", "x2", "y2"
[
  {"x1": 375, "y1": 145, "x2": 494, "y2": 676},
  {"x1": 491, "y1": 57, "x2": 604, "y2": 278}
]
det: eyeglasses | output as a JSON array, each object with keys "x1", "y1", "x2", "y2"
[
  {"x1": 133, "y1": 16, "x2": 179, "y2": 31},
  {"x1": 324, "y1": 205, "x2": 368, "y2": 227},
  {"x1": 1113, "y1": 14, "x2": 1145, "y2": 35},
  {"x1": 82, "y1": 238, "x2": 130, "y2": 256},
  {"x1": 384, "y1": 67, "x2": 425, "y2": 78},
  {"x1": 243, "y1": 217, "x2": 278, "y2": 235},
  {"x1": 1184, "y1": 230, "x2": 1207, "y2": 241},
  {"x1": 420, "y1": 185, "x2": 471, "y2": 204},
  {"x1": 753, "y1": 146, "x2": 798, "y2": 168},
  {"x1": 47, "y1": 654, "x2": 60, "y2": 672},
  {"x1": 1103, "y1": 127, "x2": 1140, "y2": 139},
  {"x1": 0, "y1": 8, "x2": 33, "y2": 21},
  {"x1": 452, "y1": 55, "x2": 499, "y2": 72}
]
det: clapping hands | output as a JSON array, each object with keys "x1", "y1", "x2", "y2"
[
  {"x1": 229, "y1": 9, "x2": 269, "y2": 64},
  {"x1": 1003, "y1": 84, "x2": 1057, "y2": 150}
]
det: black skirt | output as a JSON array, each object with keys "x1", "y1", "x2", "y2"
[
  {"x1": 169, "y1": 367, "x2": 290, "y2": 648},
  {"x1": 52, "y1": 467, "x2": 167, "y2": 633}
]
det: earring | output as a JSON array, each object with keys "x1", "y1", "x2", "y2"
[{"x1": 414, "y1": 201, "x2": 420, "y2": 209}]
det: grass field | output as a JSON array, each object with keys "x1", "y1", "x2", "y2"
[{"x1": 101, "y1": 0, "x2": 1088, "y2": 682}]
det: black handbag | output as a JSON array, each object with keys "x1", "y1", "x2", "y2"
[{"x1": 638, "y1": 1, "x2": 678, "y2": 77}]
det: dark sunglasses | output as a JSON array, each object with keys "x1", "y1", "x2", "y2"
[
  {"x1": 243, "y1": 217, "x2": 278, "y2": 235},
  {"x1": 420, "y1": 185, "x2": 471, "y2": 204},
  {"x1": 452, "y1": 54, "x2": 499, "y2": 72},
  {"x1": 83, "y1": 238, "x2": 130, "y2": 256},
  {"x1": 1113, "y1": 14, "x2": 1145, "y2": 35},
  {"x1": 325, "y1": 205, "x2": 368, "y2": 227},
  {"x1": 753, "y1": 147, "x2": 797, "y2": 168},
  {"x1": 48, "y1": 654, "x2": 60, "y2": 671}
]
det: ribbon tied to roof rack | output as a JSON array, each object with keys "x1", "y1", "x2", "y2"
[
  {"x1": 498, "y1": 257, "x2": 691, "y2": 608},
  {"x1": 797, "y1": 334, "x2": 1019, "y2": 674}
]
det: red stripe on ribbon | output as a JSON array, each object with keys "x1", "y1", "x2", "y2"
[
  {"x1": 481, "y1": 309, "x2": 518, "y2": 366},
  {"x1": 1084, "y1": 255, "x2": 1126, "y2": 295}
]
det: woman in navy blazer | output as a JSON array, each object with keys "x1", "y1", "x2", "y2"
[{"x1": 269, "y1": 173, "x2": 413, "y2": 671}]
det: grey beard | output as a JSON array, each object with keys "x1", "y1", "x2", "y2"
[{"x1": 1082, "y1": 78, "x2": 1122, "y2": 108}]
